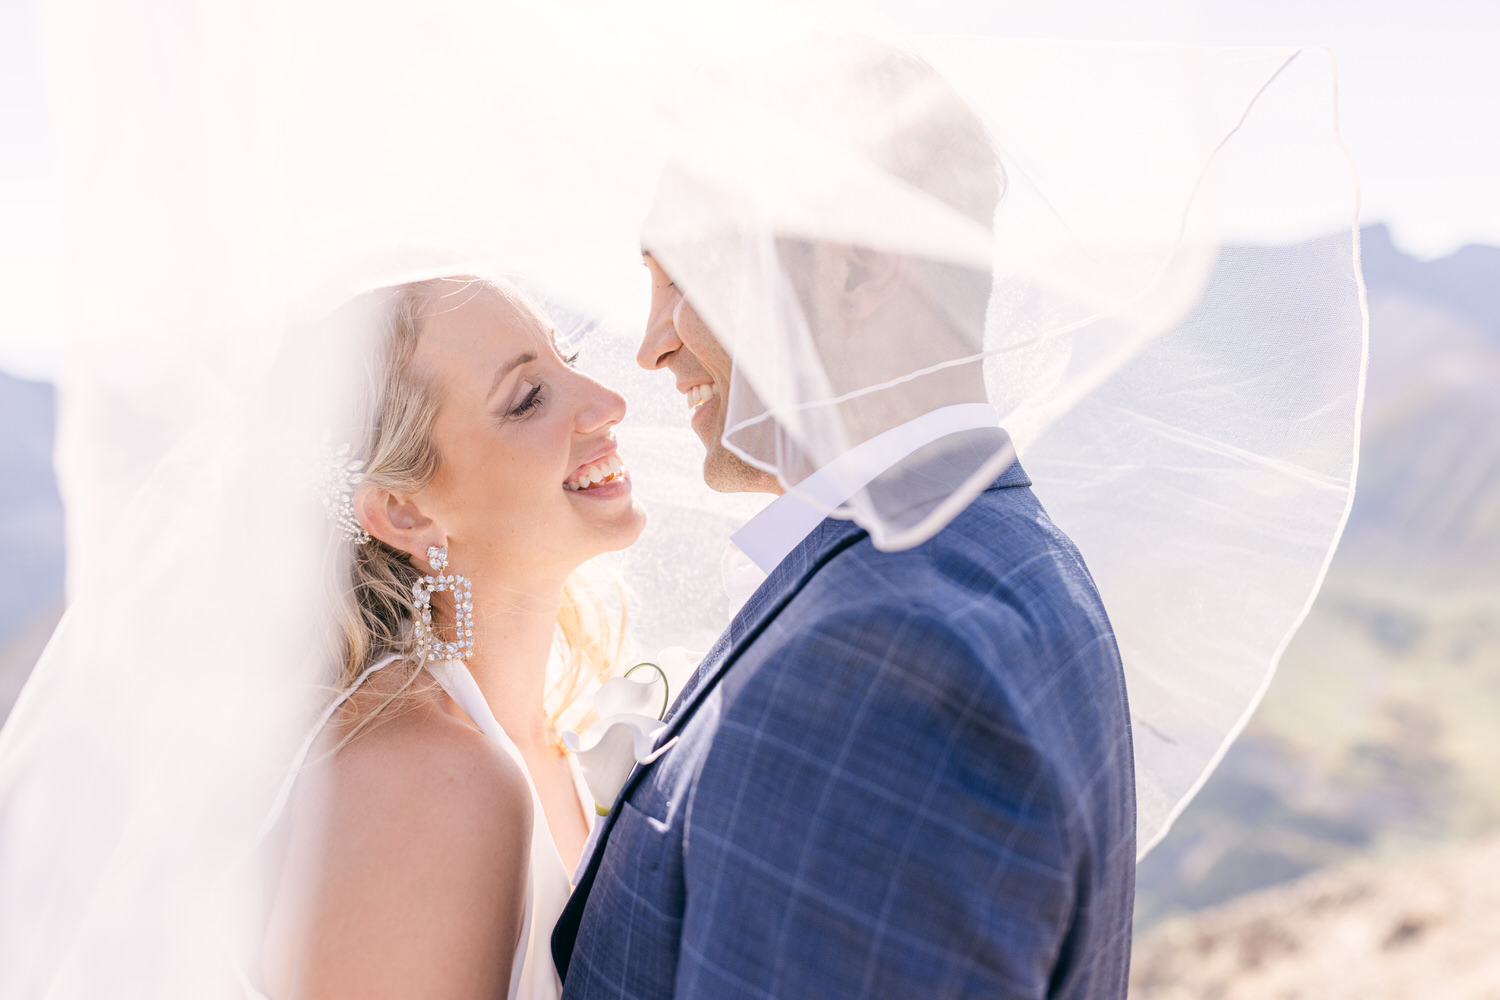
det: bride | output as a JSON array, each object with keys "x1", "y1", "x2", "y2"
[{"x1": 256, "y1": 276, "x2": 643, "y2": 998}]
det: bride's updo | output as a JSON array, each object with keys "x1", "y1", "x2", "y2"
[{"x1": 331, "y1": 276, "x2": 622, "y2": 727}]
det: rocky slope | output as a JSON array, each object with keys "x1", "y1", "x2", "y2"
[{"x1": 1132, "y1": 834, "x2": 1500, "y2": 1000}]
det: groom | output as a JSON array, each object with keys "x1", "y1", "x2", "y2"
[{"x1": 554, "y1": 43, "x2": 1135, "y2": 999}]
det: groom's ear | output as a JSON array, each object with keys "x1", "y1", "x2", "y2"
[
  {"x1": 355, "y1": 483, "x2": 441, "y2": 565},
  {"x1": 838, "y1": 245, "x2": 904, "y2": 321}
]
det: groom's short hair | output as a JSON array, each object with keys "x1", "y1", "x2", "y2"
[
  {"x1": 774, "y1": 37, "x2": 1003, "y2": 359},
  {"x1": 810, "y1": 37, "x2": 1004, "y2": 231}
]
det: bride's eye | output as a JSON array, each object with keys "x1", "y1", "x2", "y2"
[
  {"x1": 510, "y1": 381, "x2": 545, "y2": 417},
  {"x1": 563, "y1": 350, "x2": 580, "y2": 367}
]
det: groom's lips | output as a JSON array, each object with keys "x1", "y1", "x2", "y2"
[
  {"x1": 689, "y1": 391, "x2": 718, "y2": 435},
  {"x1": 678, "y1": 380, "x2": 719, "y2": 434}
]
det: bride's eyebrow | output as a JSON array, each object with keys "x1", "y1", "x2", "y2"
[{"x1": 486, "y1": 350, "x2": 537, "y2": 401}]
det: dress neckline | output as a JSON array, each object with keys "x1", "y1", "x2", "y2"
[{"x1": 426, "y1": 658, "x2": 593, "y2": 878}]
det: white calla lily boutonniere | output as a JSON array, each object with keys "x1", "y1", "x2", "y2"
[{"x1": 562, "y1": 649, "x2": 702, "y2": 815}]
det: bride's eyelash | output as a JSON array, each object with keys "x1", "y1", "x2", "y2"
[
  {"x1": 510, "y1": 382, "x2": 544, "y2": 417},
  {"x1": 508, "y1": 351, "x2": 576, "y2": 418}
]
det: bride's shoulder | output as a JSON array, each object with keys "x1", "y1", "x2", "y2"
[
  {"x1": 266, "y1": 684, "x2": 531, "y2": 997},
  {"x1": 318, "y1": 689, "x2": 533, "y2": 855}
]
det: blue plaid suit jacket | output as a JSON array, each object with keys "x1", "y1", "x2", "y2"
[{"x1": 553, "y1": 462, "x2": 1136, "y2": 999}]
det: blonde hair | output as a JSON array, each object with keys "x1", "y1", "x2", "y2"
[{"x1": 332, "y1": 276, "x2": 623, "y2": 731}]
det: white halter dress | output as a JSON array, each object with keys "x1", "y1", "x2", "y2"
[
  {"x1": 427, "y1": 657, "x2": 581, "y2": 1000},
  {"x1": 251, "y1": 654, "x2": 581, "y2": 1000}
]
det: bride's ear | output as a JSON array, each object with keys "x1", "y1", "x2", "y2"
[{"x1": 354, "y1": 482, "x2": 441, "y2": 565}]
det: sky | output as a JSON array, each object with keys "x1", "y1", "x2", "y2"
[
  {"x1": 1199, "y1": 0, "x2": 1500, "y2": 258},
  {"x1": 2, "y1": 0, "x2": 1497, "y2": 381}
]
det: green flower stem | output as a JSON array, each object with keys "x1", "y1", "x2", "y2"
[{"x1": 624, "y1": 661, "x2": 671, "y2": 720}]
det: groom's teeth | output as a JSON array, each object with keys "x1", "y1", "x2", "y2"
[
  {"x1": 686, "y1": 383, "x2": 718, "y2": 410},
  {"x1": 563, "y1": 453, "x2": 626, "y2": 491}
]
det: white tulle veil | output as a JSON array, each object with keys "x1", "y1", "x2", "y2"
[{"x1": 0, "y1": 0, "x2": 1364, "y2": 994}]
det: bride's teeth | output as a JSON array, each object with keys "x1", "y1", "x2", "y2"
[{"x1": 563, "y1": 453, "x2": 626, "y2": 491}]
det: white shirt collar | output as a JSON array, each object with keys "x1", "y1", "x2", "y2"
[{"x1": 727, "y1": 402, "x2": 1000, "y2": 577}]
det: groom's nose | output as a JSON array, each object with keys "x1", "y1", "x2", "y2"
[{"x1": 638, "y1": 293, "x2": 683, "y2": 371}]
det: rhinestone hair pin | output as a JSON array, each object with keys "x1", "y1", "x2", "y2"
[{"x1": 320, "y1": 442, "x2": 372, "y2": 545}]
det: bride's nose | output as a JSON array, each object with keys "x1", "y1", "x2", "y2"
[{"x1": 575, "y1": 376, "x2": 626, "y2": 434}]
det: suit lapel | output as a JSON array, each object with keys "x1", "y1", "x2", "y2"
[
  {"x1": 655, "y1": 516, "x2": 864, "y2": 744},
  {"x1": 552, "y1": 516, "x2": 866, "y2": 979}
]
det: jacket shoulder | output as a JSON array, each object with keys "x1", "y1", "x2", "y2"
[
  {"x1": 726, "y1": 483, "x2": 1130, "y2": 807},
  {"x1": 805, "y1": 484, "x2": 1115, "y2": 656}
]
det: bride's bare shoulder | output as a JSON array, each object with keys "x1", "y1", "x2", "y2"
[
  {"x1": 321, "y1": 687, "x2": 534, "y2": 846},
  {"x1": 273, "y1": 687, "x2": 532, "y2": 996}
]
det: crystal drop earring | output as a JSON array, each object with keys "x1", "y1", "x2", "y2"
[{"x1": 410, "y1": 544, "x2": 475, "y2": 662}]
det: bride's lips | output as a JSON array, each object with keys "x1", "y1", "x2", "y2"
[
  {"x1": 566, "y1": 470, "x2": 631, "y2": 501},
  {"x1": 563, "y1": 444, "x2": 631, "y2": 497}
]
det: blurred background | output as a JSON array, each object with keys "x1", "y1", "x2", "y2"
[{"x1": 3, "y1": 1, "x2": 1497, "y2": 996}]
